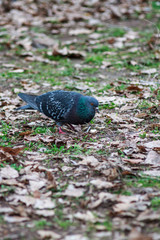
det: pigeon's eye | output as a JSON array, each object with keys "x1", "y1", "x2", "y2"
[{"x1": 90, "y1": 102, "x2": 94, "y2": 106}]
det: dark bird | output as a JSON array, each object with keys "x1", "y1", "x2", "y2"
[{"x1": 16, "y1": 90, "x2": 99, "y2": 133}]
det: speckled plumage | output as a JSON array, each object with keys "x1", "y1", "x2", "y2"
[{"x1": 16, "y1": 90, "x2": 99, "y2": 133}]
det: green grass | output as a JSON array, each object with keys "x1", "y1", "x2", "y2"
[
  {"x1": 34, "y1": 219, "x2": 52, "y2": 228},
  {"x1": 152, "y1": 1, "x2": 160, "y2": 10},
  {"x1": 126, "y1": 176, "x2": 160, "y2": 188},
  {"x1": 85, "y1": 54, "x2": 105, "y2": 65},
  {"x1": 108, "y1": 28, "x2": 126, "y2": 37},
  {"x1": 25, "y1": 140, "x2": 87, "y2": 155},
  {"x1": 113, "y1": 190, "x2": 133, "y2": 196},
  {"x1": 151, "y1": 127, "x2": 160, "y2": 134},
  {"x1": 92, "y1": 45, "x2": 111, "y2": 53},
  {"x1": 99, "y1": 84, "x2": 113, "y2": 92},
  {"x1": 81, "y1": 67, "x2": 98, "y2": 74},
  {"x1": 10, "y1": 163, "x2": 23, "y2": 171},
  {"x1": 0, "y1": 215, "x2": 4, "y2": 224},
  {"x1": 32, "y1": 126, "x2": 55, "y2": 135},
  {"x1": 151, "y1": 197, "x2": 160, "y2": 210},
  {"x1": 96, "y1": 27, "x2": 126, "y2": 37},
  {"x1": 99, "y1": 102, "x2": 116, "y2": 110},
  {"x1": 96, "y1": 219, "x2": 112, "y2": 231},
  {"x1": 54, "y1": 208, "x2": 73, "y2": 230},
  {"x1": 0, "y1": 185, "x2": 15, "y2": 196},
  {"x1": 137, "y1": 100, "x2": 153, "y2": 109},
  {"x1": 139, "y1": 132, "x2": 147, "y2": 139},
  {"x1": 83, "y1": 77, "x2": 98, "y2": 82},
  {"x1": 115, "y1": 83, "x2": 127, "y2": 91},
  {"x1": 0, "y1": 121, "x2": 12, "y2": 146}
]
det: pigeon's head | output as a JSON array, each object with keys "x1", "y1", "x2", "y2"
[
  {"x1": 76, "y1": 95, "x2": 99, "y2": 123},
  {"x1": 86, "y1": 96, "x2": 99, "y2": 113}
]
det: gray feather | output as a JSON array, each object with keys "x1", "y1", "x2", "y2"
[
  {"x1": 18, "y1": 93, "x2": 39, "y2": 110},
  {"x1": 16, "y1": 90, "x2": 99, "y2": 126}
]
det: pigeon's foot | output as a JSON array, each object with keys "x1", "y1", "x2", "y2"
[
  {"x1": 67, "y1": 124, "x2": 76, "y2": 131},
  {"x1": 86, "y1": 125, "x2": 91, "y2": 133},
  {"x1": 59, "y1": 127, "x2": 66, "y2": 134}
]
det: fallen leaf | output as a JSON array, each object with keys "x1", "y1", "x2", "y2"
[
  {"x1": 37, "y1": 230, "x2": 61, "y2": 239},
  {"x1": 137, "y1": 209, "x2": 160, "y2": 221},
  {"x1": 143, "y1": 170, "x2": 160, "y2": 177},
  {"x1": 141, "y1": 69, "x2": 157, "y2": 74},
  {"x1": 69, "y1": 28, "x2": 92, "y2": 35},
  {"x1": 145, "y1": 150, "x2": 160, "y2": 165},
  {"x1": 33, "y1": 198, "x2": 55, "y2": 209},
  {"x1": 89, "y1": 192, "x2": 116, "y2": 209},
  {"x1": 1, "y1": 165, "x2": 19, "y2": 179},
  {"x1": 4, "y1": 215, "x2": 29, "y2": 223},
  {"x1": 29, "y1": 180, "x2": 46, "y2": 192},
  {"x1": 52, "y1": 46, "x2": 86, "y2": 58},
  {"x1": 144, "y1": 140, "x2": 160, "y2": 149},
  {"x1": 74, "y1": 211, "x2": 97, "y2": 223},
  {"x1": 35, "y1": 210, "x2": 55, "y2": 217},
  {"x1": 127, "y1": 85, "x2": 142, "y2": 92},
  {"x1": 64, "y1": 235, "x2": 89, "y2": 240},
  {"x1": 10, "y1": 69, "x2": 24, "y2": 73},
  {"x1": 63, "y1": 184, "x2": 84, "y2": 197},
  {"x1": 79, "y1": 156, "x2": 99, "y2": 167},
  {"x1": 90, "y1": 179, "x2": 114, "y2": 189},
  {"x1": 0, "y1": 146, "x2": 25, "y2": 156}
]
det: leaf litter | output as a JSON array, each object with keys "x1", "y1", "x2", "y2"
[{"x1": 0, "y1": 0, "x2": 160, "y2": 239}]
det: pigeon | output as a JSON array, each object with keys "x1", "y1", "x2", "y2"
[{"x1": 16, "y1": 90, "x2": 99, "y2": 133}]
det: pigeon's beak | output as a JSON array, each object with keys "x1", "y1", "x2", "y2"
[{"x1": 96, "y1": 107, "x2": 99, "y2": 113}]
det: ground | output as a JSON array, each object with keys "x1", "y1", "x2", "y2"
[{"x1": 0, "y1": 1, "x2": 160, "y2": 240}]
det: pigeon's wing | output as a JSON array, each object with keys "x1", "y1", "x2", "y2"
[
  {"x1": 18, "y1": 93, "x2": 39, "y2": 110},
  {"x1": 35, "y1": 91, "x2": 76, "y2": 122}
]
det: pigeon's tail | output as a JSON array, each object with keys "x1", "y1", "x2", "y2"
[
  {"x1": 18, "y1": 93, "x2": 39, "y2": 110},
  {"x1": 15, "y1": 104, "x2": 34, "y2": 110}
]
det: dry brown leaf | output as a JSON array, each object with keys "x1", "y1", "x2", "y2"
[
  {"x1": 0, "y1": 179, "x2": 25, "y2": 188},
  {"x1": 128, "y1": 229, "x2": 153, "y2": 240},
  {"x1": 34, "y1": 198, "x2": 55, "y2": 209},
  {"x1": 90, "y1": 179, "x2": 114, "y2": 189},
  {"x1": 35, "y1": 210, "x2": 54, "y2": 217},
  {"x1": 65, "y1": 234, "x2": 89, "y2": 240},
  {"x1": 145, "y1": 150, "x2": 160, "y2": 165},
  {"x1": 74, "y1": 211, "x2": 97, "y2": 223},
  {"x1": 1, "y1": 165, "x2": 19, "y2": 179},
  {"x1": 46, "y1": 171, "x2": 57, "y2": 189},
  {"x1": 143, "y1": 170, "x2": 160, "y2": 177},
  {"x1": 89, "y1": 192, "x2": 116, "y2": 209},
  {"x1": 63, "y1": 184, "x2": 84, "y2": 197},
  {"x1": 122, "y1": 159, "x2": 144, "y2": 164},
  {"x1": 24, "y1": 135, "x2": 41, "y2": 142},
  {"x1": 37, "y1": 230, "x2": 61, "y2": 239},
  {"x1": 135, "y1": 113, "x2": 148, "y2": 119},
  {"x1": 4, "y1": 215, "x2": 29, "y2": 223},
  {"x1": 141, "y1": 68, "x2": 157, "y2": 74},
  {"x1": 127, "y1": 85, "x2": 142, "y2": 92},
  {"x1": 0, "y1": 149, "x2": 15, "y2": 163},
  {"x1": 0, "y1": 146, "x2": 25, "y2": 156},
  {"x1": 52, "y1": 46, "x2": 86, "y2": 58},
  {"x1": 69, "y1": 28, "x2": 92, "y2": 35},
  {"x1": 102, "y1": 167, "x2": 119, "y2": 181},
  {"x1": 144, "y1": 140, "x2": 160, "y2": 149},
  {"x1": 78, "y1": 156, "x2": 99, "y2": 167},
  {"x1": 29, "y1": 180, "x2": 46, "y2": 192},
  {"x1": 137, "y1": 210, "x2": 160, "y2": 222},
  {"x1": 19, "y1": 130, "x2": 33, "y2": 136}
]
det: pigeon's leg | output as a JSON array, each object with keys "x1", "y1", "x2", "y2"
[
  {"x1": 86, "y1": 125, "x2": 91, "y2": 133},
  {"x1": 59, "y1": 127, "x2": 66, "y2": 134},
  {"x1": 57, "y1": 122, "x2": 66, "y2": 134},
  {"x1": 67, "y1": 124, "x2": 76, "y2": 131}
]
